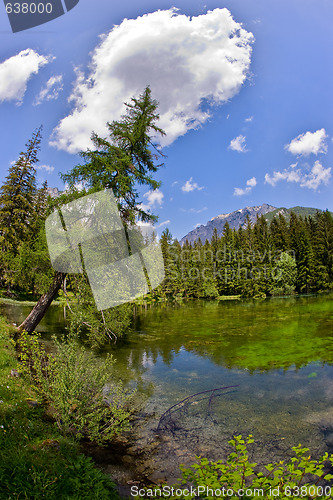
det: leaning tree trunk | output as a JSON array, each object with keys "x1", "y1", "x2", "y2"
[{"x1": 16, "y1": 271, "x2": 66, "y2": 338}]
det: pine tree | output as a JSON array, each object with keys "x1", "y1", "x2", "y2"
[
  {"x1": 0, "y1": 127, "x2": 42, "y2": 254},
  {"x1": 296, "y1": 227, "x2": 315, "y2": 293},
  {"x1": 270, "y1": 251, "x2": 297, "y2": 295},
  {"x1": 18, "y1": 88, "x2": 166, "y2": 336},
  {"x1": 277, "y1": 213, "x2": 289, "y2": 249},
  {"x1": 311, "y1": 211, "x2": 333, "y2": 290},
  {"x1": 159, "y1": 228, "x2": 179, "y2": 298},
  {"x1": 12, "y1": 180, "x2": 53, "y2": 297},
  {"x1": 201, "y1": 238, "x2": 219, "y2": 298},
  {"x1": 61, "y1": 86, "x2": 165, "y2": 224}
]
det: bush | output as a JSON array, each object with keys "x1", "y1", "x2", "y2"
[
  {"x1": 18, "y1": 331, "x2": 133, "y2": 445},
  {"x1": 66, "y1": 273, "x2": 134, "y2": 347},
  {"x1": 0, "y1": 316, "x2": 120, "y2": 499},
  {"x1": 142, "y1": 435, "x2": 333, "y2": 499}
]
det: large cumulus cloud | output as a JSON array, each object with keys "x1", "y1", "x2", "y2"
[{"x1": 50, "y1": 8, "x2": 254, "y2": 153}]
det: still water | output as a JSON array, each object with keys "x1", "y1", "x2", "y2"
[{"x1": 2, "y1": 295, "x2": 333, "y2": 479}]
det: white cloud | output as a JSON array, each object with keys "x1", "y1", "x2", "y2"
[
  {"x1": 265, "y1": 161, "x2": 331, "y2": 190},
  {"x1": 265, "y1": 169, "x2": 301, "y2": 186},
  {"x1": 50, "y1": 8, "x2": 254, "y2": 153},
  {"x1": 285, "y1": 129, "x2": 328, "y2": 156},
  {"x1": 234, "y1": 176, "x2": 256, "y2": 196},
  {"x1": 181, "y1": 177, "x2": 204, "y2": 192},
  {"x1": 37, "y1": 164, "x2": 55, "y2": 174},
  {"x1": 229, "y1": 134, "x2": 247, "y2": 152},
  {"x1": 139, "y1": 189, "x2": 164, "y2": 211},
  {"x1": 34, "y1": 75, "x2": 63, "y2": 105},
  {"x1": 0, "y1": 49, "x2": 52, "y2": 105},
  {"x1": 144, "y1": 189, "x2": 164, "y2": 206},
  {"x1": 300, "y1": 161, "x2": 331, "y2": 189},
  {"x1": 181, "y1": 206, "x2": 208, "y2": 213},
  {"x1": 233, "y1": 187, "x2": 247, "y2": 196},
  {"x1": 137, "y1": 217, "x2": 170, "y2": 233},
  {"x1": 137, "y1": 220, "x2": 154, "y2": 228},
  {"x1": 245, "y1": 116, "x2": 253, "y2": 122},
  {"x1": 157, "y1": 220, "x2": 171, "y2": 228},
  {"x1": 246, "y1": 176, "x2": 257, "y2": 187}
]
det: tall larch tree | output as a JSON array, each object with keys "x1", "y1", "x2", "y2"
[{"x1": 18, "y1": 87, "x2": 166, "y2": 336}]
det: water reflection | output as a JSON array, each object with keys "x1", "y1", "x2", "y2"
[
  {"x1": 0, "y1": 299, "x2": 66, "y2": 335},
  {"x1": 110, "y1": 295, "x2": 333, "y2": 375},
  {"x1": 2, "y1": 295, "x2": 333, "y2": 374},
  {"x1": 2, "y1": 295, "x2": 333, "y2": 476}
]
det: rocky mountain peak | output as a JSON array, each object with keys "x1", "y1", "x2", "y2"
[{"x1": 180, "y1": 203, "x2": 277, "y2": 245}]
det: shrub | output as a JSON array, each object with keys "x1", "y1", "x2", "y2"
[
  {"x1": 66, "y1": 273, "x2": 133, "y2": 347},
  {"x1": 141, "y1": 435, "x2": 333, "y2": 499},
  {"x1": 0, "y1": 316, "x2": 120, "y2": 499},
  {"x1": 18, "y1": 331, "x2": 133, "y2": 445}
]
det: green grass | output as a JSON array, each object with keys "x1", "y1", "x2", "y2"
[{"x1": 0, "y1": 316, "x2": 120, "y2": 500}]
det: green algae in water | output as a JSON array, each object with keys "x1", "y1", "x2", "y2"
[
  {"x1": 2, "y1": 294, "x2": 333, "y2": 479},
  {"x1": 102, "y1": 294, "x2": 333, "y2": 477},
  {"x1": 126, "y1": 294, "x2": 333, "y2": 374}
]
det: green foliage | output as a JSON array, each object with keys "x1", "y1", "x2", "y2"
[
  {"x1": 0, "y1": 89, "x2": 165, "y2": 339},
  {"x1": 0, "y1": 128, "x2": 54, "y2": 296},
  {"x1": 270, "y1": 251, "x2": 297, "y2": 296},
  {"x1": 18, "y1": 331, "x2": 133, "y2": 444},
  {"x1": 155, "y1": 210, "x2": 333, "y2": 302},
  {"x1": 149, "y1": 436, "x2": 333, "y2": 499},
  {"x1": 0, "y1": 442, "x2": 119, "y2": 500},
  {"x1": 40, "y1": 87, "x2": 166, "y2": 342},
  {"x1": 0, "y1": 127, "x2": 42, "y2": 254},
  {"x1": 66, "y1": 273, "x2": 133, "y2": 347},
  {"x1": 0, "y1": 317, "x2": 119, "y2": 499},
  {"x1": 61, "y1": 86, "x2": 165, "y2": 225},
  {"x1": 11, "y1": 225, "x2": 54, "y2": 296}
]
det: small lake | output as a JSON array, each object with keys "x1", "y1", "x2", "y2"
[{"x1": 2, "y1": 294, "x2": 333, "y2": 481}]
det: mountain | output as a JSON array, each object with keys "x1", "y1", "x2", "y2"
[
  {"x1": 179, "y1": 203, "x2": 327, "y2": 245},
  {"x1": 47, "y1": 187, "x2": 62, "y2": 198},
  {"x1": 263, "y1": 206, "x2": 323, "y2": 223}
]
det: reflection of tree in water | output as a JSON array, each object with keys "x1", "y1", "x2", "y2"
[
  {"x1": 130, "y1": 298, "x2": 333, "y2": 372},
  {"x1": 156, "y1": 386, "x2": 239, "y2": 453}
]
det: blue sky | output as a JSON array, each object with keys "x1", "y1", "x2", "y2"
[{"x1": 0, "y1": 0, "x2": 332, "y2": 240}]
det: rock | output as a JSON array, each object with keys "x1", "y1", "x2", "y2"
[
  {"x1": 127, "y1": 446, "x2": 143, "y2": 456},
  {"x1": 26, "y1": 399, "x2": 39, "y2": 408},
  {"x1": 146, "y1": 472, "x2": 167, "y2": 484}
]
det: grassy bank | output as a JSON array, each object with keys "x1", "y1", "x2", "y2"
[{"x1": 0, "y1": 316, "x2": 120, "y2": 499}]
